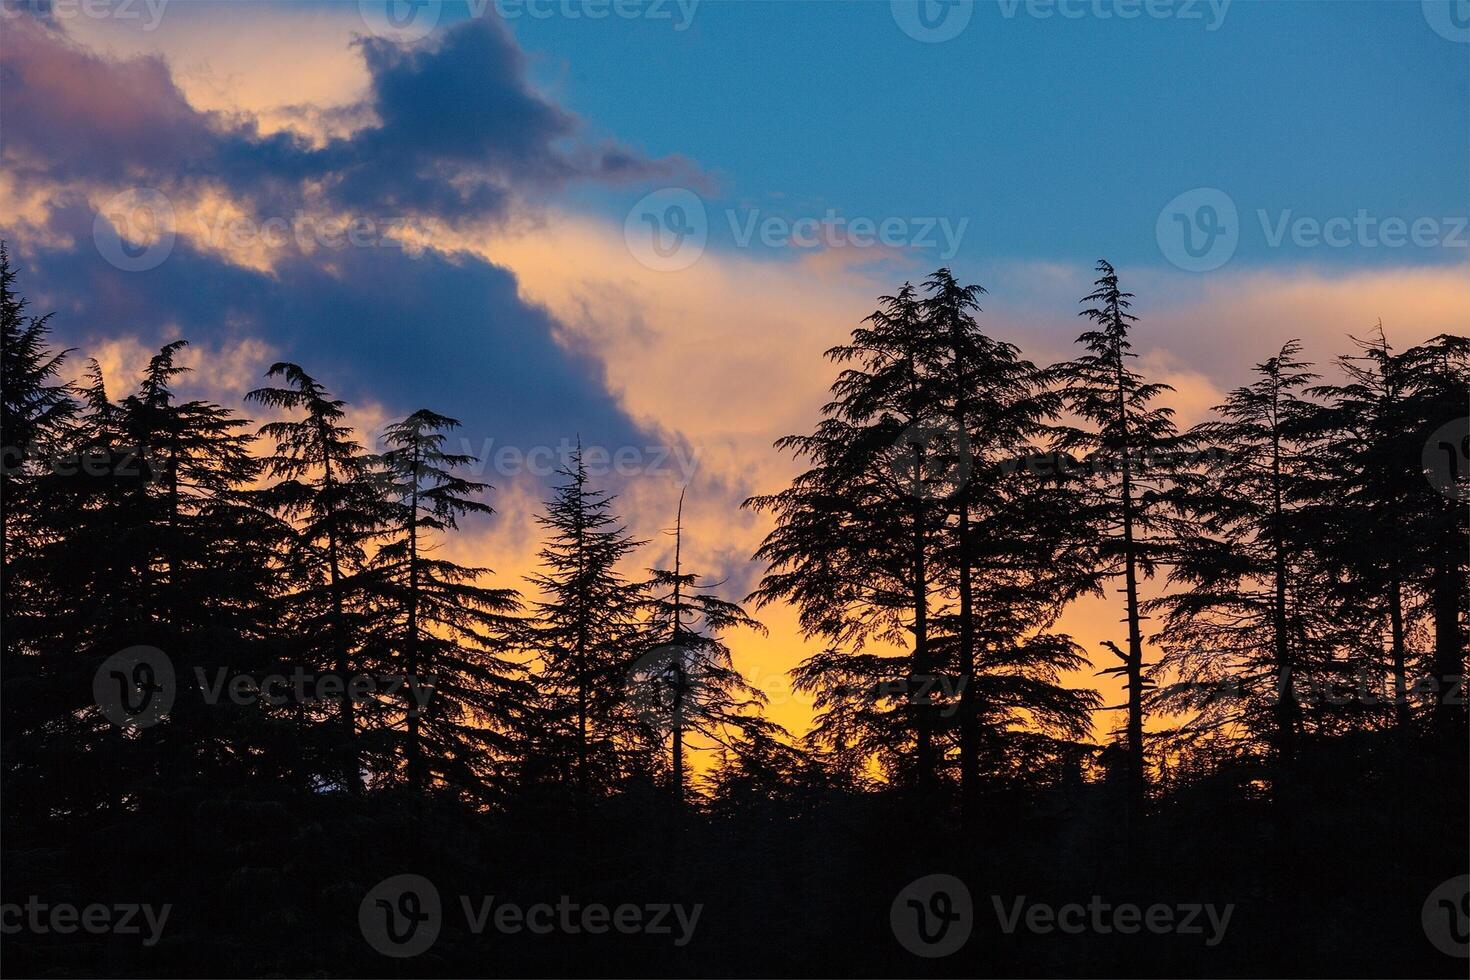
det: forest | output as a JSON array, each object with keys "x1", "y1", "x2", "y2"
[{"x1": 2, "y1": 243, "x2": 1466, "y2": 978}]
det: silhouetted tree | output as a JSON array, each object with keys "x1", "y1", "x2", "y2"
[
  {"x1": 523, "y1": 444, "x2": 648, "y2": 798},
  {"x1": 248, "y1": 364, "x2": 386, "y2": 792},
  {"x1": 633, "y1": 493, "x2": 774, "y2": 804},
  {"x1": 370, "y1": 409, "x2": 526, "y2": 799},
  {"x1": 1151, "y1": 341, "x2": 1331, "y2": 775},
  {"x1": 1052, "y1": 260, "x2": 1183, "y2": 808}
]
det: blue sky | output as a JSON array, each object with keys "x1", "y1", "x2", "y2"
[{"x1": 479, "y1": 0, "x2": 1470, "y2": 269}]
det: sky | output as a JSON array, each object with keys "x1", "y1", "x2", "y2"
[{"x1": 2, "y1": 0, "x2": 1468, "y2": 747}]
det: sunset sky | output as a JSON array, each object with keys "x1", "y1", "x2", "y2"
[{"x1": 3, "y1": 0, "x2": 1467, "y2": 746}]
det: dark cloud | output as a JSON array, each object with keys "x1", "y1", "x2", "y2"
[
  {"x1": 19, "y1": 201, "x2": 649, "y2": 472},
  {"x1": 1, "y1": 11, "x2": 694, "y2": 225},
  {"x1": 0, "y1": 6, "x2": 685, "y2": 503}
]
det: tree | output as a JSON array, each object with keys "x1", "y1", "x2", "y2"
[
  {"x1": 370, "y1": 409, "x2": 527, "y2": 800},
  {"x1": 1052, "y1": 260, "x2": 1183, "y2": 807},
  {"x1": 522, "y1": 443, "x2": 648, "y2": 798},
  {"x1": 748, "y1": 282, "x2": 952, "y2": 792},
  {"x1": 922, "y1": 268, "x2": 1100, "y2": 825},
  {"x1": 247, "y1": 364, "x2": 387, "y2": 792},
  {"x1": 1151, "y1": 341, "x2": 1332, "y2": 773},
  {"x1": 633, "y1": 491, "x2": 775, "y2": 805}
]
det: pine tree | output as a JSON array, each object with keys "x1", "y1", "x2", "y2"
[
  {"x1": 1052, "y1": 260, "x2": 1183, "y2": 807},
  {"x1": 633, "y1": 492, "x2": 774, "y2": 805},
  {"x1": 922, "y1": 268, "x2": 1101, "y2": 824},
  {"x1": 1306, "y1": 328, "x2": 1432, "y2": 733},
  {"x1": 523, "y1": 444, "x2": 648, "y2": 798},
  {"x1": 749, "y1": 283, "x2": 952, "y2": 792},
  {"x1": 247, "y1": 364, "x2": 386, "y2": 792},
  {"x1": 1151, "y1": 341, "x2": 1331, "y2": 772},
  {"x1": 370, "y1": 409, "x2": 526, "y2": 800}
]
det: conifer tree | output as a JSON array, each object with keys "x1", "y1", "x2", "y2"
[
  {"x1": 523, "y1": 444, "x2": 648, "y2": 797},
  {"x1": 1151, "y1": 341, "x2": 1331, "y2": 771},
  {"x1": 922, "y1": 268, "x2": 1101, "y2": 822},
  {"x1": 749, "y1": 283, "x2": 952, "y2": 791},
  {"x1": 633, "y1": 492, "x2": 773, "y2": 804},
  {"x1": 370, "y1": 409, "x2": 526, "y2": 799},
  {"x1": 247, "y1": 364, "x2": 386, "y2": 792},
  {"x1": 1052, "y1": 260, "x2": 1183, "y2": 806}
]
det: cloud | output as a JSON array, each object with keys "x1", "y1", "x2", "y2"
[{"x1": 1, "y1": 11, "x2": 696, "y2": 230}]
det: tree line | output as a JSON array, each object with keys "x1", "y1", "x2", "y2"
[{"x1": 2, "y1": 244, "x2": 1465, "y2": 829}]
